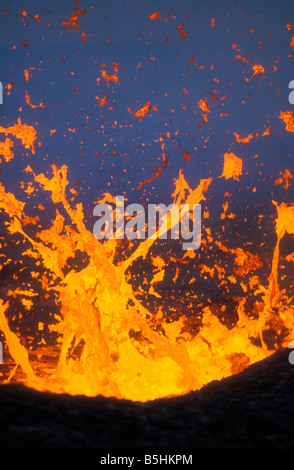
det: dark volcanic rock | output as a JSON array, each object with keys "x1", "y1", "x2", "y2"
[{"x1": 0, "y1": 349, "x2": 293, "y2": 448}]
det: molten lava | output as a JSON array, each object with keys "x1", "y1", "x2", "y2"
[{"x1": 0, "y1": 119, "x2": 293, "y2": 402}]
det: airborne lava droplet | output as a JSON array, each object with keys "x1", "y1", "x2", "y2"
[
  {"x1": 221, "y1": 153, "x2": 243, "y2": 181},
  {"x1": 149, "y1": 11, "x2": 161, "y2": 21},
  {"x1": 133, "y1": 101, "x2": 152, "y2": 118},
  {"x1": 280, "y1": 111, "x2": 294, "y2": 132}
]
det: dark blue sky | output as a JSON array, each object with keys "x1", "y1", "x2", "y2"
[{"x1": 0, "y1": 0, "x2": 293, "y2": 235}]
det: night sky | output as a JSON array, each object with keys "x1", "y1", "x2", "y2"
[{"x1": 0, "y1": 0, "x2": 293, "y2": 250}]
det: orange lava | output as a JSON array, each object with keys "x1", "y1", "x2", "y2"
[{"x1": 0, "y1": 119, "x2": 293, "y2": 403}]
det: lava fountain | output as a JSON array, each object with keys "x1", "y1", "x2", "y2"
[{"x1": 0, "y1": 118, "x2": 293, "y2": 402}]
